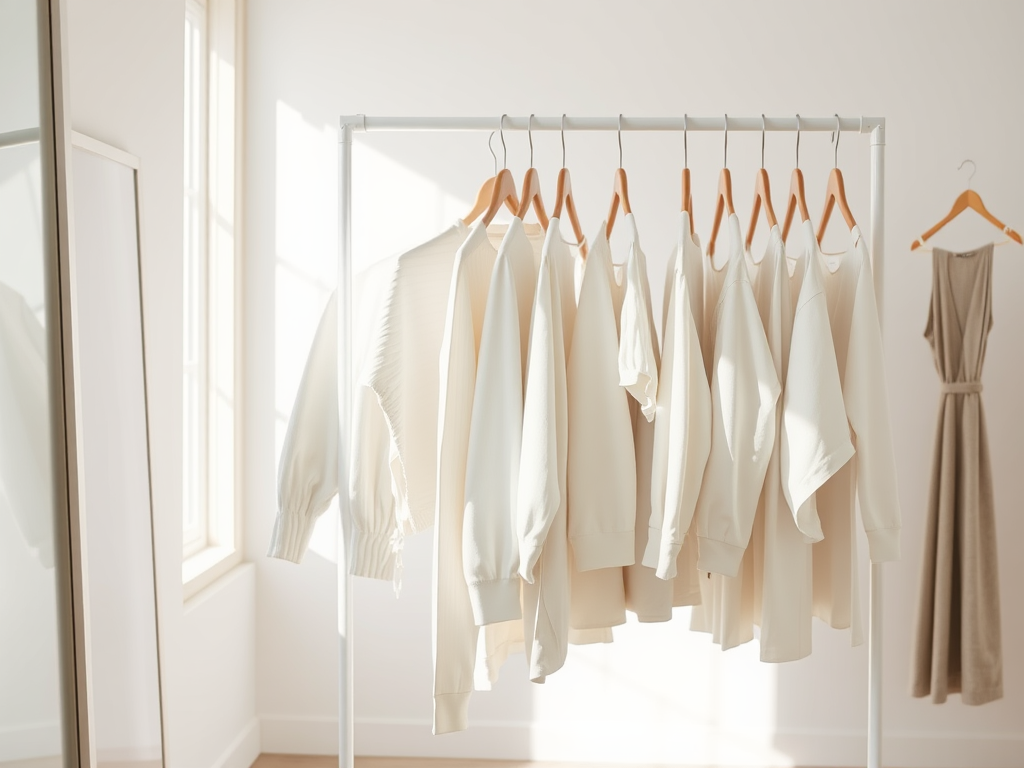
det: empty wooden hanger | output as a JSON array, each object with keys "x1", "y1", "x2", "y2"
[
  {"x1": 605, "y1": 114, "x2": 633, "y2": 239},
  {"x1": 481, "y1": 114, "x2": 521, "y2": 227},
  {"x1": 911, "y1": 159, "x2": 1022, "y2": 250},
  {"x1": 706, "y1": 114, "x2": 736, "y2": 258},
  {"x1": 462, "y1": 130, "x2": 518, "y2": 224},
  {"x1": 681, "y1": 114, "x2": 694, "y2": 233},
  {"x1": 515, "y1": 114, "x2": 550, "y2": 229},
  {"x1": 816, "y1": 114, "x2": 857, "y2": 242},
  {"x1": 745, "y1": 114, "x2": 779, "y2": 250},
  {"x1": 781, "y1": 114, "x2": 811, "y2": 242},
  {"x1": 552, "y1": 115, "x2": 588, "y2": 258}
]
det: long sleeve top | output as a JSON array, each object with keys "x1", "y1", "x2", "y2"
[
  {"x1": 269, "y1": 253, "x2": 402, "y2": 576},
  {"x1": 644, "y1": 212, "x2": 712, "y2": 581},
  {"x1": 811, "y1": 223, "x2": 901, "y2": 641},
  {"x1": 693, "y1": 213, "x2": 781, "y2": 578}
]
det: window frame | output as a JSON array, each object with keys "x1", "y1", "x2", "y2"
[{"x1": 182, "y1": 0, "x2": 244, "y2": 600}]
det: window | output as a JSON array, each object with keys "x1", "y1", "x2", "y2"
[{"x1": 182, "y1": 0, "x2": 243, "y2": 598}]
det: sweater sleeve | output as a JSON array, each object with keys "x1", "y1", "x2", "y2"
[
  {"x1": 517, "y1": 257, "x2": 561, "y2": 583},
  {"x1": 695, "y1": 275, "x2": 781, "y2": 577},
  {"x1": 269, "y1": 293, "x2": 398, "y2": 578},
  {"x1": 270, "y1": 294, "x2": 340, "y2": 563},
  {"x1": 844, "y1": 253, "x2": 901, "y2": 562},
  {"x1": 644, "y1": 267, "x2": 712, "y2": 579},
  {"x1": 463, "y1": 254, "x2": 524, "y2": 626}
]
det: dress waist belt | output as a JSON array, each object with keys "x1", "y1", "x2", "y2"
[{"x1": 941, "y1": 380, "x2": 983, "y2": 394}]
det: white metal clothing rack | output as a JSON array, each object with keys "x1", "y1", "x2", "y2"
[{"x1": 335, "y1": 114, "x2": 887, "y2": 768}]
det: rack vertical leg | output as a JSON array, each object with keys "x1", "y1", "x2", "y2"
[
  {"x1": 867, "y1": 124, "x2": 886, "y2": 768},
  {"x1": 337, "y1": 121, "x2": 355, "y2": 768}
]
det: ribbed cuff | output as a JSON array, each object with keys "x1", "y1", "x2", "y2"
[
  {"x1": 696, "y1": 536, "x2": 745, "y2": 577},
  {"x1": 266, "y1": 511, "x2": 317, "y2": 563},
  {"x1": 349, "y1": 528, "x2": 396, "y2": 580},
  {"x1": 642, "y1": 527, "x2": 682, "y2": 581},
  {"x1": 467, "y1": 578, "x2": 522, "y2": 626},
  {"x1": 571, "y1": 530, "x2": 635, "y2": 572},
  {"x1": 866, "y1": 527, "x2": 901, "y2": 563},
  {"x1": 433, "y1": 692, "x2": 471, "y2": 735}
]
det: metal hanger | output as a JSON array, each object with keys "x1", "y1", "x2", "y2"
[
  {"x1": 605, "y1": 114, "x2": 633, "y2": 239},
  {"x1": 781, "y1": 113, "x2": 811, "y2": 241},
  {"x1": 482, "y1": 114, "x2": 521, "y2": 226},
  {"x1": 514, "y1": 114, "x2": 549, "y2": 228},
  {"x1": 706, "y1": 114, "x2": 736, "y2": 258},
  {"x1": 816, "y1": 113, "x2": 857, "y2": 241},
  {"x1": 551, "y1": 114, "x2": 588, "y2": 257},
  {"x1": 745, "y1": 113, "x2": 779, "y2": 250},
  {"x1": 462, "y1": 130, "x2": 517, "y2": 224}
]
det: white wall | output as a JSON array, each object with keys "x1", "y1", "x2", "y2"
[
  {"x1": 246, "y1": 2, "x2": 1024, "y2": 766},
  {"x1": 67, "y1": 2, "x2": 258, "y2": 767}
]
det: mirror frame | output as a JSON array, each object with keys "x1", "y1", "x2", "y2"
[{"x1": 34, "y1": 0, "x2": 90, "y2": 764}]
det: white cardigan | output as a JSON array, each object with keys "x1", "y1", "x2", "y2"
[{"x1": 269, "y1": 223, "x2": 469, "y2": 576}]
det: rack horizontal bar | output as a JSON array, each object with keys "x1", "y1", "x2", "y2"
[{"x1": 339, "y1": 115, "x2": 883, "y2": 134}]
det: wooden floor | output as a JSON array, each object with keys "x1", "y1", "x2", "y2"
[{"x1": 253, "y1": 758, "x2": 835, "y2": 768}]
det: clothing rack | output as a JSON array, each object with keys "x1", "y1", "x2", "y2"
[{"x1": 335, "y1": 114, "x2": 887, "y2": 768}]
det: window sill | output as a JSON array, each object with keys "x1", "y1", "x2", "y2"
[{"x1": 182, "y1": 544, "x2": 243, "y2": 601}]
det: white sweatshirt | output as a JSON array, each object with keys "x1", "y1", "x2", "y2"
[
  {"x1": 811, "y1": 224, "x2": 901, "y2": 643},
  {"x1": 644, "y1": 212, "x2": 712, "y2": 583},
  {"x1": 517, "y1": 219, "x2": 574, "y2": 681},
  {"x1": 566, "y1": 227, "x2": 637, "y2": 572},
  {"x1": 693, "y1": 213, "x2": 781, "y2": 578},
  {"x1": 618, "y1": 214, "x2": 673, "y2": 623}
]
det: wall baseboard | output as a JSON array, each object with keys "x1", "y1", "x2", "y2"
[
  {"x1": 211, "y1": 717, "x2": 261, "y2": 768},
  {"x1": 260, "y1": 716, "x2": 340, "y2": 756},
  {"x1": 259, "y1": 716, "x2": 1024, "y2": 768}
]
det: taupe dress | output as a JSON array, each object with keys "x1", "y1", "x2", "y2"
[{"x1": 912, "y1": 243, "x2": 1002, "y2": 705}]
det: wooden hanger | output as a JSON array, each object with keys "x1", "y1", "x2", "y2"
[
  {"x1": 462, "y1": 131, "x2": 518, "y2": 225},
  {"x1": 816, "y1": 115, "x2": 856, "y2": 242},
  {"x1": 552, "y1": 116, "x2": 588, "y2": 257},
  {"x1": 515, "y1": 115, "x2": 549, "y2": 229},
  {"x1": 910, "y1": 159, "x2": 1022, "y2": 250},
  {"x1": 606, "y1": 115, "x2": 632, "y2": 239},
  {"x1": 681, "y1": 114, "x2": 694, "y2": 234},
  {"x1": 481, "y1": 116, "x2": 521, "y2": 227},
  {"x1": 781, "y1": 114, "x2": 811, "y2": 241},
  {"x1": 706, "y1": 115, "x2": 735, "y2": 258},
  {"x1": 745, "y1": 115, "x2": 779, "y2": 250}
]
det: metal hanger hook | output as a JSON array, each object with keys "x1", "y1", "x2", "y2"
[
  {"x1": 761, "y1": 114, "x2": 767, "y2": 169},
  {"x1": 795, "y1": 114, "x2": 801, "y2": 169},
  {"x1": 618, "y1": 113, "x2": 624, "y2": 168},
  {"x1": 561, "y1": 114, "x2": 567, "y2": 168},
  {"x1": 723, "y1": 114, "x2": 729, "y2": 167},
  {"x1": 683, "y1": 113, "x2": 688, "y2": 169},
  {"x1": 487, "y1": 131, "x2": 498, "y2": 176},
  {"x1": 831, "y1": 113, "x2": 841, "y2": 168},
  {"x1": 958, "y1": 159, "x2": 977, "y2": 190},
  {"x1": 499, "y1": 114, "x2": 508, "y2": 169},
  {"x1": 528, "y1": 113, "x2": 535, "y2": 168}
]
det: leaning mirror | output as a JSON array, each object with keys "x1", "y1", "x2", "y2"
[
  {"x1": 70, "y1": 133, "x2": 165, "y2": 767},
  {"x1": 0, "y1": 0, "x2": 73, "y2": 765}
]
